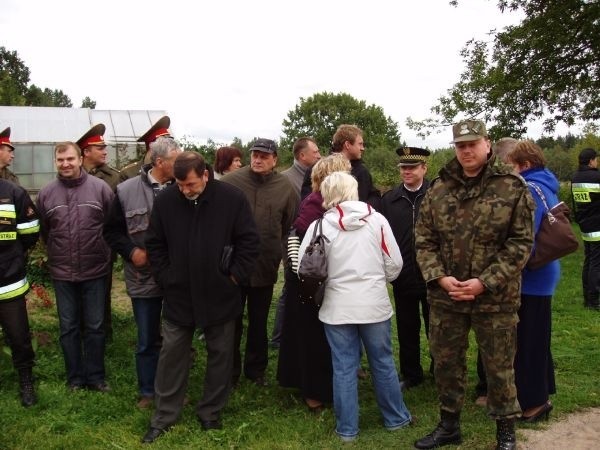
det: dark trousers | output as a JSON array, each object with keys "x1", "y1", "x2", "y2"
[
  {"x1": 392, "y1": 284, "x2": 429, "y2": 383},
  {"x1": 583, "y1": 241, "x2": 600, "y2": 303},
  {"x1": 514, "y1": 294, "x2": 556, "y2": 410},
  {"x1": 131, "y1": 296, "x2": 163, "y2": 397},
  {"x1": 270, "y1": 282, "x2": 287, "y2": 344},
  {"x1": 54, "y1": 277, "x2": 106, "y2": 385},
  {"x1": 233, "y1": 285, "x2": 273, "y2": 381},
  {"x1": 0, "y1": 296, "x2": 35, "y2": 370},
  {"x1": 151, "y1": 319, "x2": 236, "y2": 428}
]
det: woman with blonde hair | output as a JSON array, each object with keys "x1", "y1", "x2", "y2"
[
  {"x1": 298, "y1": 171, "x2": 411, "y2": 441},
  {"x1": 507, "y1": 140, "x2": 559, "y2": 422},
  {"x1": 277, "y1": 154, "x2": 351, "y2": 412}
]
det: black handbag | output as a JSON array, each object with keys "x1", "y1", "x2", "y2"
[
  {"x1": 526, "y1": 182, "x2": 579, "y2": 270},
  {"x1": 298, "y1": 219, "x2": 329, "y2": 307}
]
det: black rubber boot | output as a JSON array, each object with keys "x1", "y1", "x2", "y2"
[
  {"x1": 495, "y1": 418, "x2": 516, "y2": 450},
  {"x1": 414, "y1": 410, "x2": 461, "y2": 449},
  {"x1": 18, "y1": 368, "x2": 37, "y2": 407}
]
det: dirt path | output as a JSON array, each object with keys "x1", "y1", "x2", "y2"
[{"x1": 519, "y1": 408, "x2": 600, "y2": 449}]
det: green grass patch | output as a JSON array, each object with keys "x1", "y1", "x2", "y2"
[{"x1": 1, "y1": 238, "x2": 598, "y2": 449}]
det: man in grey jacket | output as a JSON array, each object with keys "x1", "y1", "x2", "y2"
[
  {"x1": 37, "y1": 142, "x2": 114, "y2": 392},
  {"x1": 103, "y1": 137, "x2": 181, "y2": 408}
]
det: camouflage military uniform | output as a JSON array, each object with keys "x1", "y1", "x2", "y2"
[
  {"x1": 415, "y1": 154, "x2": 534, "y2": 419},
  {"x1": 87, "y1": 164, "x2": 120, "y2": 192},
  {"x1": 0, "y1": 167, "x2": 19, "y2": 184}
]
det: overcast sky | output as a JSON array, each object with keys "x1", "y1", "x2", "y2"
[{"x1": 2, "y1": 0, "x2": 572, "y2": 149}]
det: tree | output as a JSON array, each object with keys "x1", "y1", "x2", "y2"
[
  {"x1": 0, "y1": 46, "x2": 30, "y2": 105},
  {"x1": 409, "y1": 0, "x2": 600, "y2": 140},
  {"x1": 281, "y1": 92, "x2": 401, "y2": 152},
  {"x1": 81, "y1": 96, "x2": 96, "y2": 109},
  {"x1": 281, "y1": 92, "x2": 402, "y2": 185},
  {"x1": 0, "y1": 46, "x2": 81, "y2": 108}
]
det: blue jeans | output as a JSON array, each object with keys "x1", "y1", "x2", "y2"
[
  {"x1": 131, "y1": 296, "x2": 163, "y2": 396},
  {"x1": 54, "y1": 277, "x2": 106, "y2": 385},
  {"x1": 324, "y1": 319, "x2": 411, "y2": 439}
]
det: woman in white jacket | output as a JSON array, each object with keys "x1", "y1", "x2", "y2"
[{"x1": 298, "y1": 172, "x2": 412, "y2": 442}]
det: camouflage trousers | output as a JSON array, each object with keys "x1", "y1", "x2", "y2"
[{"x1": 429, "y1": 305, "x2": 520, "y2": 419}]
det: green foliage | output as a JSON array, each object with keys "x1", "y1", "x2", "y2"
[
  {"x1": 281, "y1": 92, "x2": 401, "y2": 153},
  {"x1": 0, "y1": 46, "x2": 90, "y2": 108},
  {"x1": 409, "y1": 0, "x2": 600, "y2": 138},
  {"x1": 26, "y1": 241, "x2": 51, "y2": 288},
  {"x1": 80, "y1": 97, "x2": 96, "y2": 109},
  {"x1": 177, "y1": 136, "x2": 252, "y2": 168}
]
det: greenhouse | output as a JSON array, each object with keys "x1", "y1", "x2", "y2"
[{"x1": 0, "y1": 106, "x2": 170, "y2": 192}]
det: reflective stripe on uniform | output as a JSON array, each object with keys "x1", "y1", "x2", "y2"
[
  {"x1": 572, "y1": 183, "x2": 600, "y2": 203},
  {"x1": 0, "y1": 277, "x2": 29, "y2": 301},
  {"x1": 17, "y1": 219, "x2": 40, "y2": 234},
  {"x1": 0, "y1": 204, "x2": 16, "y2": 212},
  {"x1": 0, "y1": 231, "x2": 17, "y2": 240},
  {"x1": 581, "y1": 230, "x2": 600, "y2": 242}
]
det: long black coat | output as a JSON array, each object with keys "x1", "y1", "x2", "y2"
[{"x1": 146, "y1": 180, "x2": 260, "y2": 328}]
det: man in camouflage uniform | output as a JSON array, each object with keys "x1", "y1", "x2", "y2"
[
  {"x1": 76, "y1": 124, "x2": 120, "y2": 338},
  {"x1": 0, "y1": 127, "x2": 19, "y2": 184},
  {"x1": 414, "y1": 119, "x2": 534, "y2": 450},
  {"x1": 120, "y1": 116, "x2": 171, "y2": 182}
]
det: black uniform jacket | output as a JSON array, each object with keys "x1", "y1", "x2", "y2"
[{"x1": 145, "y1": 179, "x2": 260, "y2": 328}]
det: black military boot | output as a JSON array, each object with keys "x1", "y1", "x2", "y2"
[
  {"x1": 496, "y1": 418, "x2": 516, "y2": 450},
  {"x1": 18, "y1": 368, "x2": 37, "y2": 407},
  {"x1": 414, "y1": 410, "x2": 461, "y2": 449}
]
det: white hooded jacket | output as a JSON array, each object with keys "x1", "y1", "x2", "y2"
[{"x1": 298, "y1": 200, "x2": 403, "y2": 325}]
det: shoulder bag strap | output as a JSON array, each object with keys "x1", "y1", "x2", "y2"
[{"x1": 527, "y1": 181, "x2": 550, "y2": 213}]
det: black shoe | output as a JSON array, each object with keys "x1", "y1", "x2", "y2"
[
  {"x1": 141, "y1": 427, "x2": 166, "y2": 444},
  {"x1": 200, "y1": 419, "x2": 222, "y2": 430},
  {"x1": 67, "y1": 383, "x2": 84, "y2": 392},
  {"x1": 496, "y1": 418, "x2": 516, "y2": 450},
  {"x1": 400, "y1": 377, "x2": 424, "y2": 390},
  {"x1": 519, "y1": 402, "x2": 553, "y2": 423},
  {"x1": 87, "y1": 382, "x2": 111, "y2": 393},
  {"x1": 250, "y1": 375, "x2": 268, "y2": 387},
  {"x1": 414, "y1": 412, "x2": 461, "y2": 449}
]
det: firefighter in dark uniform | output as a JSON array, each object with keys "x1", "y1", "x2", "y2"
[
  {"x1": 571, "y1": 147, "x2": 600, "y2": 310},
  {"x1": 0, "y1": 177, "x2": 40, "y2": 406},
  {"x1": 119, "y1": 116, "x2": 171, "y2": 182},
  {"x1": 76, "y1": 124, "x2": 120, "y2": 338},
  {"x1": 0, "y1": 127, "x2": 19, "y2": 184}
]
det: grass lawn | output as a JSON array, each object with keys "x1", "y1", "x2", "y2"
[{"x1": 1, "y1": 241, "x2": 598, "y2": 449}]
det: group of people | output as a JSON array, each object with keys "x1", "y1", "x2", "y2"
[{"x1": 0, "y1": 115, "x2": 595, "y2": 448}]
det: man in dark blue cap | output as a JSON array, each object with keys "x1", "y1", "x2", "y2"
[{"x1": 382, "y1": 146, "x2": 431, "y2": 390}]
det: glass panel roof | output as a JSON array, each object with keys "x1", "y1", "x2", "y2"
[{"x1": 0, "y1": 106, "x2": 170, "y2": 144}]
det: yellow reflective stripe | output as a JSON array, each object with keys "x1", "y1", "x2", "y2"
[
  {"x1": 0, "y1": 278, "x2": 29, "y2": 301},
  {"x1": 582, "y1": 231, "x2": 600, "y2": 242},
  {"x1": 0, "y1": 231, "x2": 17, "y2": 240},
  {"x1": 17, "y1": 219, "x2": 40, "y2": 234},
  {"x1": 0, "y1": 204, "x2": 16, "y2": 212},
  {"x1": 0, "y1": 211, "x2": 16, "y2": 219}
]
